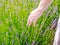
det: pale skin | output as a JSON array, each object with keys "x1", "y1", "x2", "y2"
[
  {"x1": 27, "y1": 0, "x2": 60, "y2": 45},
  {"x1": 27, "y1": 0, "x2": 52, "y2": 26},
  {"x1": 53, "y1": 18, "x2": 60, "y2": 45}
]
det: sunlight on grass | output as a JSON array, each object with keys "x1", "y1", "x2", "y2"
[{"x1": 0, "y1": 0, "x2": 59, "y2": 45}]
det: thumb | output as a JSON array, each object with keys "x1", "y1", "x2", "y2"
[{"x1": 33, "y1": 20, "x2": 37, "y2": 27}]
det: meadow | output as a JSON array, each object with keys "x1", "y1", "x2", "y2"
[{"x1": 0, "y1": 0, "x2": 59, "y2": 45}]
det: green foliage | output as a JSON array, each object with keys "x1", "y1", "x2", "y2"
[{"x1": 0, "y1": 0, "x2": 59, "y2": 45}]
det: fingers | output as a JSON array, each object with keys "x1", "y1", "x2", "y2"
[
  {"x1": 27, "y1": 8, "x2": 41, "y2": 26},
  {"x1": 27, "y1": 19, "x2": 37, "y2": 27},
  {"x1": 27, "y1": 15, "x2": 33, "y2": 26},
  {"x1": 27, "y1": 19, "x2": 33, "y2": 26},
  {"x1": 33, "y1": 20, "x2": 37, "y2": 27},
  {"x1": 27, "y1": 16, "x2": 37, "y2": 26}
]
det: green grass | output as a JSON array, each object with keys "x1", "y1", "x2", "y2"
[{"x1": 0, "y1": 0, "x2": 59, "y2": 45}]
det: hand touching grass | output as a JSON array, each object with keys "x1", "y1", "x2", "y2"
[
  {"x1": 27, "y1": 0, "x2": 52, "y2": 26},
  {"x1": 27, "y1": 8, "x2": 43, "y2": 26}
]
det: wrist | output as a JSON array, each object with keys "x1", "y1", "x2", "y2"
[{"x1": 37, "y1": 7, "x2": 44, "y2": 12}]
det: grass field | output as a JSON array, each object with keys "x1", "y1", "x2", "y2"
[{"x1": 0, "y1": 0, "x2": 59, "y2": 45}]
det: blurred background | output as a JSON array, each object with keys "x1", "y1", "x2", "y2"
[{"x1": 0, "y1": 0, "x2": 59, "y2": 45}]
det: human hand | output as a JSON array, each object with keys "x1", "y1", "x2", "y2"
[{"x1": 27, "y1": 8, "x2": 43, "y2": 26}]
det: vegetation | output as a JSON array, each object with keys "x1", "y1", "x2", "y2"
[{"x1": 0, "y1": 0, "x2": 59, "y2": 45}]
